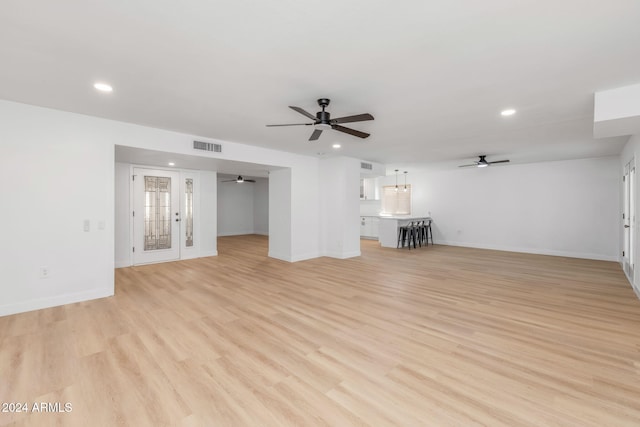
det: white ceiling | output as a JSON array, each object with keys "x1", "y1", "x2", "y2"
[{"x1": 1, "y1": 0, "x2": 639, "y2": 168}]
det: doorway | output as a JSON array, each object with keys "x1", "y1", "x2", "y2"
[
  {"x1": 623, "y1": 159, "x2": 635, "y2": 280},
  {"x1": 132, "y1": 167, "x2": 181, "y2": 265}
]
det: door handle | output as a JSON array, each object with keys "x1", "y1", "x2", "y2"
[
  {"x1": 624, "y1": 224, "x2": 630, "y2": 228},
  {"x1": 175, "y1": 218, "x2": 181, "y2": 222}
]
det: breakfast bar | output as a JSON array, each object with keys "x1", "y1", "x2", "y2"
[{"x1": 378, "y1": 216, "x2": 432, "y2": 248}]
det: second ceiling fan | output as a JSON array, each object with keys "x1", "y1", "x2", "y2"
[{"x1": 266, "y1": 98, "x2": 374, "y2": 141}]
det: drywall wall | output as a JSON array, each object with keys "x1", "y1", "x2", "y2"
[
  {"x1": 381, "y1": 156, "x2": 620, "y2": 261},
  {"x1": 320, "y1": 157, "x2": 361, "y2": 258},
  {"x1": 269, "y1": 168, "x2": 292, "y2": 261},
  {"x1": 0, "y1": 99, "x2": 321, "y2": 315},
  {"x1": 217, "y1": 180, "x2": 255, "y2": 236},
  {"x1": 200, "y1": 171, "x2": 218, "y2": 257},
  {"x1": 217, "y1": 177, "x2": 268, "y2": 236},
  {"x1": 114, "y1": 162, "x2": 131, "y2": 267},
  {"x1": 253, "y1": 178, "x2": 269, "y2": 235},
  {"x1": 0, "y1": 102, "x2": 115, "y2": 316}
]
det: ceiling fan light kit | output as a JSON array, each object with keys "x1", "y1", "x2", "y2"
[
  {"x1": 267, "y1": 98, "x2": 374, "y2": 141},
  {"x1": 458, "y1": 155, "x2": 510, "y2": 168},
  {"x1": 222, "y1": 175, "x2": 256, "y2": 183}
]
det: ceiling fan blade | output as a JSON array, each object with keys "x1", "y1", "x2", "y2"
[
  {"x1": 458, "y1": 164, "x2": 478, "y2": 168},
  {"x1": 331, "y1": 113, "x2": 374, "y2": 124},
  {"x1": 245, "y1": 179, "x2": 256, "y2": 182},
  {"x1": 309, "y1": 129, "x2": 323, "y2": 141},
  {"x1": 332, "y1": 125, "x2": 370, "y2": 139},
  {"x1": 266, "y1": 123, "x2": 313, "y2": 127},
  {"x1": 221, "y1": 179, "x2": 236, "y2": 182},
  {"x1": 487, "y1": 160, "x2": 510, "y2": 164},
  {"x1": 289, "y1": 106, "x2": 317, "y2": 121}
]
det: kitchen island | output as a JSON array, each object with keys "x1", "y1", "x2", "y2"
[{"x1": 378, "y1": 216, "x2": 432, "y2": 248}]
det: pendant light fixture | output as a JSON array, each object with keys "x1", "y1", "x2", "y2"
[
  {"x1": 394, "y1": 169, "x2": 399, "y2": 192},
  {"x1": 403, "y1": 171, "x2": 408, "y2": 192}
]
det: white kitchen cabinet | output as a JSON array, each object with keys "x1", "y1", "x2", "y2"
[{"x1": 360, "y1": 216, "x2": 380, "y2": 239}]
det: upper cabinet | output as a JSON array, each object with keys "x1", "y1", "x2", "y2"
[{"x1": 360, "y1": 177, "x2": 380, "y2": 200}]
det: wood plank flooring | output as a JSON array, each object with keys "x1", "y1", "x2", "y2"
[{"x1": 1, "y1": 235, "x2": 640, "y2": 426}]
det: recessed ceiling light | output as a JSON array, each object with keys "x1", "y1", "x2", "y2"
[
  {"x1": 332, "y1": 143, "x2": 341, "y2": 149},
  {"x1": 168, "y1": 162, "x2": 175, "y2": 166},
  {"x1": 93, "y1": 82, "x2": 113, "y2": 92},
  {"x1": 501, "y1": 108, "x2": 516, "y2": 116}
]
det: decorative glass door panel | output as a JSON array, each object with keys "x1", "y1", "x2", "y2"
[
  {"x1": 144, "y1": 176, "x2": 172, "y2": 250},
  {"x1": 185, "y1": 178, "x2": 194, "y2": 247}
]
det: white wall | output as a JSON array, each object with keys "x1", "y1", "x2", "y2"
[
  {"x1": 253, "y1": 178, "x2": 269, "y2": 235},
  {"x1": 620, "y1": 134, "x2": 640, "y2": 295},
  {"x1": 217, "y1": 180, "x2": 255, "y2": 236},
  {"x1": 320, "y1": 157, "x2": 361, "y2": 258},
  {"x1": 200, "y1": 171, "x2": 218, "y2": 257},
  {"x1": 114, "y1": 162, "x2": 131, "y2": 267},
  {"x1": 0, "y1": 99, "x2": 321, "y2": 315},
  {"x1": 269, "y1": 169, "x2": 292, "y2": 261},
  {"x1": 217, "y1": 177, "x2": 268, "y2": 236},
  {"x1": 381, "y1": 156, "x2": 620, "y2": 261},
  {"x1": 0, "y1": 102, "x2": 115, "y2": 316}
]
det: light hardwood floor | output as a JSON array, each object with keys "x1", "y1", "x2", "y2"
[{"x1": 1, "y1": 235, "x2": 640, "y2": 426}]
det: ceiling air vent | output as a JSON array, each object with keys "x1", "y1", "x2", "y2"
[
  {"x1": 360, "y1": 162, "x2": 373, "y2": 170},
  {"x1": 193, "y1": 141, "x2": 222, "y2": 152}
]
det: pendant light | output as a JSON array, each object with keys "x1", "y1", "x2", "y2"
[
  {"x1": 403, "y1": 171, "x2": 408, "y2": 192},
  {"x1": 394, "y1": 169, "x2": 399, "y2": 192}
]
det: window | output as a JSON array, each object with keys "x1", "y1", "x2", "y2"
[{"x1": 381, "y1": 185, "x2": 411, "y2": 215}]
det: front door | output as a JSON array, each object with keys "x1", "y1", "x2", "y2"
[{"x1": 133, "y1": 168, "x2": 181, "y2": 265}]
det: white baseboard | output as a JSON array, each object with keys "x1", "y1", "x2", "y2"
[
  {"x1": 324, "y1": 250, "x2": 361, "y2": 259},
  {"x1": 0, "y1": 288, "x2": 114, "y2": 317},
  {"x1": 199, "y1": 250, "x2": 218, "y2": 257},
  {"x1": 217, "y1": 231, "x2": 255, "y2": 237},
  {"x1": 268, "y1": 251, "x2": 320, "y2": 263},
  {"x1": 437, "y1": 240, "x2": 619, "y2": 262},
  {"x1": 115, "y1": 259, "x2": 131, "y2": 268}
]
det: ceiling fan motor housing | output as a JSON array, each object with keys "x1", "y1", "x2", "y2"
[{"x1": 315, "y1": 110, "x2": 332, "y2": 130}]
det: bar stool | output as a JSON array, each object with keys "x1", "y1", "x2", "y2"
[
  {"x1": 397, "y1": 222, "x2": 410, "y2": 248},
  {"x1": 425, "y1": 219, "x2": 434, "y2": 245}
]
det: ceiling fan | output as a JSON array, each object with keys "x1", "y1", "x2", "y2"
[
  {"x1": 221, "y1": 175, "x2": 256, "y2": 183},
  {"x1": 459, "y1": 155, "x2": 510, "y2": 168},
  {"x1": 266, "y1": 98, "x2": 374, "y2": 141}
]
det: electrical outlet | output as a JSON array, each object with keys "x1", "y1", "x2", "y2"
[
  {"x1": 98, "y1": 220, "x2": 105, "y2": 230},
  {"x1": 39, "y1": 267, "x2": 49, "y2": 279},
  {"x1": 84, "y1": 219, "x2": 90, "y2": 232}
]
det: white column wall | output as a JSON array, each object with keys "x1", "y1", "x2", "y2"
[
  {"x1": 200, "y1": 171, "x2": 218, "y2": 257},
  {"x1": 253, "y1": 178, "x2": 269, "y2": 235},
  {"x1": 268, "y1": 168, "x2": 292, "y2": 261},
  {"x1": 320, "y1": 157, "x2": 361, "y2": 258}
]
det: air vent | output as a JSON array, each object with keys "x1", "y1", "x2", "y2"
[
  {"x1": 193, "y1": 141, "x2": 222, "y2": 152},
  {"x1": 360, "y1": 162, "x2": 373, "y2": 170}
]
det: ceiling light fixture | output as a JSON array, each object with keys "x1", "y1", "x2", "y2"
[
  {"x1": 501, "y1": 108, "x2": 516, "y2": 116},
  {"x1": 394, "y1": 169, "x2": 399, "y2": 192},
  {"x1": 93, "y1": 82, "x2": 113, "y2": 92},
  {"x1": 403, "y1": 171, "x2": 408, "y2": 192},
  {"x1": 168, "y1": 162, "x2": 175, "y2": 166},
  {"x1": 332, "y1": 143, "x2": 341, "y2": 149}
]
